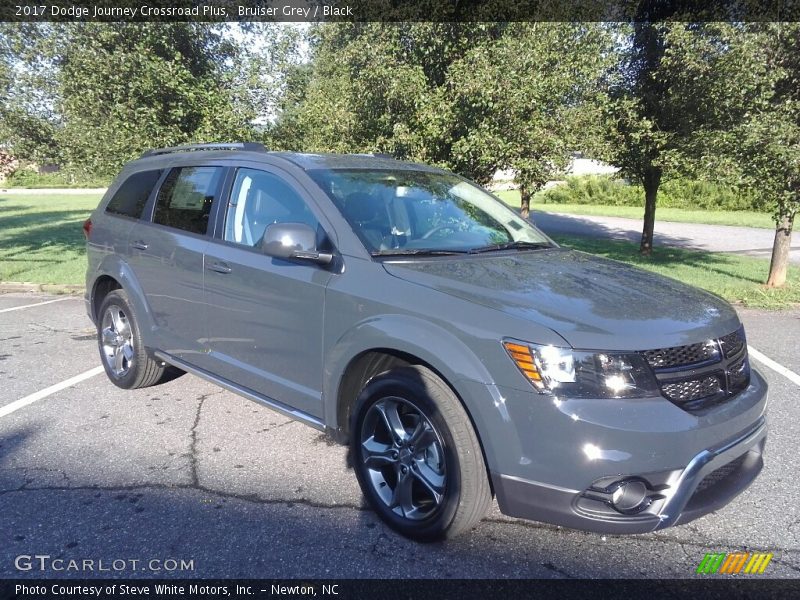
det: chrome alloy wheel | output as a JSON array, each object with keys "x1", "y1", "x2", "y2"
[
  {"x1": 359, "y1": 396, "x2": 447, "y2": 521},
  {"x1": 100, "y1": 304, "x2": 134, "y2": 377}
]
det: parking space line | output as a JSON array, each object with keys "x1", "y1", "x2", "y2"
[
  {"x1": 749, "y1": 345, "x2": 800, "y2": 387},
  {"x1": 0, "y1": 345, "x2": 793, "y2": 422},
  {"x1": 0, "y1": 366, "x2": 104, "y2": 419},
  {"x1": 0, "y1": 297, "x2": 73, "y2": 314}
]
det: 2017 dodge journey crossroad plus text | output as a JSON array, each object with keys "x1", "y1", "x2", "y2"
[{"x1": 84, "y1": 142, "x2": 767, "y2": 541}]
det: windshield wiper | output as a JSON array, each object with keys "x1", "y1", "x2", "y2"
[
  {"x1": 468, "y1": 241, "x2": 553, "y2": 254},
  {"x1": 372, "y1": 249, "x2": 470, "y2": 257}
]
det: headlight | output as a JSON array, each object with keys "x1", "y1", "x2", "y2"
[{"x1": 503, "y1": 340, "x2": 660, "y2": 399}]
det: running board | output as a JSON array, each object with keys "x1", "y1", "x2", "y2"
[{"x1": 154, "y1": 351, "x2": 325, "y2": 431}]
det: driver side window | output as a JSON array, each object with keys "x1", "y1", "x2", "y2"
[{"x1": 224, "y1": 168, "x2": 319, "y2": 248}]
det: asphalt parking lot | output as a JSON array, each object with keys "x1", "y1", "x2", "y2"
[{"x1": 1, "y1": 293, "x2": 799, "y2": 579}]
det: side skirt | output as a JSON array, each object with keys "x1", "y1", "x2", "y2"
[{"x1": 154, "y1": 351, "x2": 326, "y2": 431}]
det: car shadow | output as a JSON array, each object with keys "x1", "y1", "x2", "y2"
[
  {"x1": 531, "y1": 211, "x2": 773, "y2": 285},
  {"x1": 533, "y1": 211, "x2": 706, "y2": 249},
  {"x1": 0, "y1": 409, "x2": 595, "y2": 579}
]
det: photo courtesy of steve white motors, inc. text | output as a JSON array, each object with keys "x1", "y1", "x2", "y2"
[
  {"x1": 14, "y1": 2, "x2": 355, "y2": 19},
  {"x1": 14, "y1": 583, "x2": 340, "y2": 597}
]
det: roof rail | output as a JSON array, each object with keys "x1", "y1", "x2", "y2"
[
  {"x1": 140, "y1": 142, "x2": 267, "y2": 158},
  {"x1": 353, "y1": 152, "x2": 395, "y2": 160}
]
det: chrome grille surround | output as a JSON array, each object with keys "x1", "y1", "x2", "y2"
[{"x1": 643, "y1": 327, "x2": 750, "y2": 412}]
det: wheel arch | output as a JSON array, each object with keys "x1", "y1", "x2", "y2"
[
  {"x1": 324, "y1": 316, "x2": 500, "y2": 479},
  {"x1": 90, "y1": 275, "x2": 122, "y2": 323},
  {"x1": 91, "y1": 256, "x2": 157, "y2": 346},
  {"x1": 333, "y1": 348, "x2": 434, "y2": 442}
]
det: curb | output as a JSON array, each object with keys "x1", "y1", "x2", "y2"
[{"x1": 0, "y1": 282, "x2": 85, "y2": 295}]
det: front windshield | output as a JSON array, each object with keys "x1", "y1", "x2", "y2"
[{"x1": 308, "y1": 169, "x2": 553, "y2": 255}]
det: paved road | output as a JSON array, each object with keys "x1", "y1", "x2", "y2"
[
  {"x1": 1, "y1": 293, "x2": 799, "y2": 579},
  {"x1": 533, "y1": 212, "x2": 800, "y2": 263}
]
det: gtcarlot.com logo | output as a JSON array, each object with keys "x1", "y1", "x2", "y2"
[
  {"x1": 15, "y1": 555, "x2": 195, "y2": 573},
  {"x1": 696, "y1": 552, "x2": 773, "y2": 575}
]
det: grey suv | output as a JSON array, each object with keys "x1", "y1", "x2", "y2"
[{"x1": 84, "y1": 143, "x2": 767, "y2": 541}]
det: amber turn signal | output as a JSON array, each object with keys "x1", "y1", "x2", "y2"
[{"x1": 503, "y1": 341, "x2": 544, "y2": 388}]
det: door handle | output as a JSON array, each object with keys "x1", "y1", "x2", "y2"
[
  {"x1": 206, "y1": 262, "x2": 232, "y2": 274},
  {"x1": 131, "y1": 240, "x2": 148, "y2": 251}
]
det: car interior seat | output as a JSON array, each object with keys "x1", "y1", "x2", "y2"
[{"x1": 343, "y1": 192, "x2": 391, "y2": 250}]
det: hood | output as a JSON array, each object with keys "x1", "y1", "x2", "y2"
[{"x1": 382, "y1": 248, "x2": 740, "y2": 351}]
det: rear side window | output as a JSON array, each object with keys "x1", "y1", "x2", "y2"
[
  {"x1": 105, "y1": 170, "x2": 163, "y2": 219},
  {"x1": 153, "y1": 166, "x2": 224, "y2": 235}
]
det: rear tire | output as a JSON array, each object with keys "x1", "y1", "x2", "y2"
[
  {"x1": 96, "y1": 289, "x2": 181, "y2": 389},
  {"x1": 351, "y1": 365, "x2": 491, "y2": 541}
]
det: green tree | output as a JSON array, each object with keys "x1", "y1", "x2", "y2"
[
  {"x1": 272, "y1": 22, "x2": 609, "y2": 217},
  {"x1": 0, "y1": 24, "x2": 60, "y2": 163},
  {"x1": 660, "y1": 23, "x2": 799, "y2": 287},
  {"x1": 270, "y1": 23, "x2": 506, "y2": 164},
  {"x1": 746, "y1": 24, "x2": 800, "y2": 287},
  {"x1": 1, "y1": 23, "x2": 260, "y2": 177},
  {"x1": 232, "y1": 23, "x2": 307, "y2": 129},
  {"x1": 446, "y1": 22, "x2": 612, "y2": 217},
  {"x1": 601, "y1": 19, "x2": 677, "y2": 255},
  {"x1": 55, "y1": 23, "x2": 253, "y2": 177}
]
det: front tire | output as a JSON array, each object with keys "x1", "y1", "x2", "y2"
[
  {"x1": 97, "y1": 289, "x2": 178, "y2": 389},
  {"x1": 351, "y1": 366, "x2": 491, "y2": 541}
]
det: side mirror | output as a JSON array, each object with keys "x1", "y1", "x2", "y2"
[{"x1": 261, "y1": 222, "x2": 333, "y2": 266}]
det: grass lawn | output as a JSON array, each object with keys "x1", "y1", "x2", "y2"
[
  {"x1": 0, "y1": 192, "x2": 102, "y2": 285},
  {"x1": 553, "y1": 235, "x2": 800, "y2": 310},
  {"x1": 495, "y1": 189, "x2": 775, "y2": 229},
  {"x1": 1, "y1": 191, "x2": 796, "y2": 309}
]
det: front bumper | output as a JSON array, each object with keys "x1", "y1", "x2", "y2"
[
  {"x1": 491, "y1": 416, "x2": 766, "y2": 534},
  {"x1": 463, "y1": 364, "x2": 769, "y2": 535}
]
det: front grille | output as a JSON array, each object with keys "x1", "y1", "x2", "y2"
[
  {"x1": 662, "y1": 375, "x2": 723, "y2": 404},
  {"x1": 694, "y1": 453, "x2": 747, "y2": 494},
  {"x1": 719, "y1": 329, "x2": 746, "y2": 358},
  {"x1": 643, "y1": 341, "x2": 720, "y2": 370},
  {"x1": 644, "y1": 327, "x2": 749, "y2": 413}
]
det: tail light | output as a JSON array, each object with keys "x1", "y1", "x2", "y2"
[{"x1": 82, "y1": 218, "x2": 92, "y2": 240}]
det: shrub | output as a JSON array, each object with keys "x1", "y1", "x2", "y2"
[
  {"x1": 540, "y1": 176, "x2": 640, "y2": 206},
  {"x1": 4, "y1": 168, "x2": 109, "y2": 189},
  {"x1": 538, "y1": 175, "x2": 766, "y2": 212},
  {"x1": 0, "y1": 152, "x2": 19, "y2": 180}
]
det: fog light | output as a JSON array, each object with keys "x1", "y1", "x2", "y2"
[{"x1": 610, "y1": 478, "x2": 651, "y2": 514}]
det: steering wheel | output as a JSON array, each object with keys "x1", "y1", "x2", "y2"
[{"x1": 421, "y1": 225, "x2": 457, "y2": 240}]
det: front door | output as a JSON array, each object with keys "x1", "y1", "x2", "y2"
[{"x1": 202, "y1": 166, "x2": 333, "y2": 418}]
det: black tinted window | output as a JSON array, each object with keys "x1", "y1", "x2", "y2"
[
  {"x1": 153, "y1": 167, "x2": 223, "y2": 235},
  {"x1": 105, "y1": 170, "x2": 162, "y2": 219}
]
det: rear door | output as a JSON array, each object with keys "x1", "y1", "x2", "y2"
[
  {"x1": 202, "y1": 165, "x2": 334, "y2": 418},
  {"x1": 88, "y1": 169, "x2": 164, "y2": 287},
  {"x1": 127, "y1": 165, "x2": 226, "y2": 360}
]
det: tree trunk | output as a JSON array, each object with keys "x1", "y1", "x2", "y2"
[
  {"x1": 766, "y1": 213, "x2": 795, "y2": 288},
  {"x1": 640, "y1": 168, "x2": 662, "y2": 256},
  {"x1": 519, "y1": 183, "x2": 532, "y2": 220}
]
